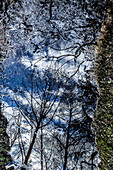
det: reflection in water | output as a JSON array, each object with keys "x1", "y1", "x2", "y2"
[{"x1": 0, "y1": 0, "x2": 106, "y2": 169}]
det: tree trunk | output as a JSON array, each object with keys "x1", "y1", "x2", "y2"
[
  {"x1": 41, "y1": 124, "x2": 43, "y2": 170},
  {"x1": 49, "y1": 0, "x2": 52, "y2": 20},
  {"x1": 63, "y1": 108, "x2": 72, "y2": 170},
  {"x1": 24, "y1": 121, "x2": 41, "y2": 165}
]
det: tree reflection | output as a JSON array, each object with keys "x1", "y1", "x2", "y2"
[{"x1": 0, "y1": 0, "x2": 106, "y2": 169}]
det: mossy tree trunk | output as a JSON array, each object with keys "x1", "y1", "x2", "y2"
[{"x1": 94, "y1": 0, "x2": 113, "y2": 169}]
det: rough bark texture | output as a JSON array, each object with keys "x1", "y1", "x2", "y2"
[
  {"x1": 0, "y1": 2, "x2": 13, "y2": 168},
  {"x1": 94, "y1": 0, "x2": 113, "y2": 169},
  {"x1": 0, "y1": 103, "x2": 13, "y2": 169}
]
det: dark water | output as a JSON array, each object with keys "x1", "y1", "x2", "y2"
[{"x1": 0, "y1": 0, "x2": 106, "y2": 169}]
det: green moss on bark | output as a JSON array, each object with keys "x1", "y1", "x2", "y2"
[{"x1": 94, "y1": 1, "x2": 113, "y2": 169}]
